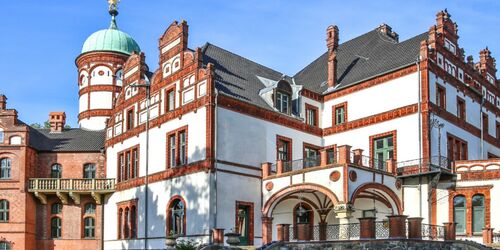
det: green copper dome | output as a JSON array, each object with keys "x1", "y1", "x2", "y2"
[{"x1": 81, "y1": 17, "x2": 140, "y2": 55}]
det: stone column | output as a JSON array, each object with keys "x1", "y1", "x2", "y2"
[
  {"x1": 386, "y1": 159, "x2": 396, "y2": 174},
  {"x1": 336, "y1": 145, "x2": 352, "y2": 164},
  {"x1": 443, "y1": 222, "x2": 456, "y2": 241},
  {"x1": 320, "y1": 149, "x2": 328, "y2": 166},
  {"x1": 352, "y1": 149, "x2": 363, "y2": 166},
  {"x1": 358, "y1": 217, "x2": 376, "y2": 239},
  {"x1": 276, "y1": 160, "x2": 284, "y2": 175},
  {"x1": 318, "y1": 222, "x2": 328, "y2": 241},
  {"x1": 387, "y1": 215, "x2": 408, "y2": 239},
  {"x1": 282, "y1": 224, "x2": 290, "y2": 242},
  {"x1": 407, "y1": 217, "x2": 423, "y2": 239},
  {"x1": 483, "y1": 227, "x2": 494, "y2": 245},
  {"x1": 335, "y1": 204, "x2": 354, "y2": 239},
  {"x1": 212, "y1": 228, "x2": 224, "y2": 245},
  {"x1": 296, "y1": 223, "x2": 311, "y2": 241},
  {"x1": 262, "y1": 217, "x2": 273, "y2": 245},
  {"x1": 261, "y1": 162, "x2": 272, "y2": 178}
]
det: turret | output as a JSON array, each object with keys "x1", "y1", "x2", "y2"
[{"x1": 75, "y1": 2, "x2": 140, "y2": 130}]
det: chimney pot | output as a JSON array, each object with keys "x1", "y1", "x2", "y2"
[
  {"x1": 49, "y1": 112, "x2": 66, "y2": 133},
  {"x1": 0, "y1": 95, "x2": 7, "y2": 110},
  {"x1": 326, "y1": 25, "x2": 339, "y2": 88}
]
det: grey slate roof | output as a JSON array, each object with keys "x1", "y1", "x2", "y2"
[
  {"x1": 202, "y1": 43, "x2": 285, "y2": 111},
  {"x1": 294, "y1": 29, "x2": 428, "y2": 93},
  {"x1": 28, "y1": 128, "x2": 105, "y2": 152},
  {"x1": 201, "y1": 28, "x2": 428, "y2": 110}
]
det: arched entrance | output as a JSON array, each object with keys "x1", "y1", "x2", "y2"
[
  {"x1": 350, "y1": 182, "x2": 403, "y2": 219},
  {"x1": 261, "y1": 183, "x2": 340, "y2": 243}
]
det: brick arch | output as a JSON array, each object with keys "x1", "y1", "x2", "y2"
[
  {"x1": 166, "y1": 195, "x2": 187, "y2": 236},
  {"x1": 350, "y1": 182, "x2": 403, "y2": 214},
  {"x1": 262, "y1": 183, "x2": 339, "y2": 217}
]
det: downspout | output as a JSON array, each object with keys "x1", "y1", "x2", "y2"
[
  {"x1": 213, "y1": 89, "x2": 219, "y2": 230},
  {"x1": 416, "y1": 56, "x2": 423, "y2": 218},
  {"x1": 101, "y1": 202, "x2": 105, "y2": 250},
  {"x1": 480, "y1": 96, "x2": 485, "y2": 158}
]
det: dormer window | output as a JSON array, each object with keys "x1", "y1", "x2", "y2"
[{"x1": 274, "y1": 80, "x2": 292, "y2": 115}]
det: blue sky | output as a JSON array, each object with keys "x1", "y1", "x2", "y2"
[{"x1": 0, "y1": 1, "x2": 498, "y2": 127}]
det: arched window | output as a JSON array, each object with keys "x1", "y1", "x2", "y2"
[
  {"x1": 83, "y1": 163, "x2": 96, "y2": 179},
  {"x1": 130, "y1": 206, "x2": 137, "y2": 238},
  {"x1": 124, "y1": 207, "x2": 130, "y2": 238},
  {"x1": 51, "y1": 217, "x2": 62, "y2": 238},
  {"x1": 167, "y1": 198, "x2": 186, "y2": 235},
  {"x1": 0, "y1": 200, "x2": 9, "y2": 222},
  {"x1": 0, "y1": 158, "x2": 11, "y2": 179},
  {"x1": 84, "y1": 217, "x2": 95, "y2": 238},
  {"x1": 293, "y1": 203, "x2": 313, "y2": 240},
  {"x1": 84, "y1": 203, "x2": 96, "y2": 214},
  {"x1": 275, "y1": 80, "x2": 292, "y2": 115},
  {"x1": 51, "y1": 203, "x2": 62, "y2": 214},
  {"x1": 472, "y1": 194, "x2": 485, "y2": 233},
  {"x1": 51, "y1": 164, "x2": 62, "y2": 178},
  {"x1": 118, "y1": 208, "x2": 123, "y2": 239},
  {"x1": 0, "y1": 241, "x2": 11, "y2": 250},
  {"x1": 454, "y1": 196, "x2": 466, "y2": 234}
]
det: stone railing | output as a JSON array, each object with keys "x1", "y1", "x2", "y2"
[
  {"x1": 28, "y1": 178, "x2": 115, "y2": 192},
  {"x1": 454, "y1": 159, "x2": 500, "y2": 172}
]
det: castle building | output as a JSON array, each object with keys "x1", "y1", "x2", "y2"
[{"x1": 0, "y1": 5, "x2": 499, "y2": 250}]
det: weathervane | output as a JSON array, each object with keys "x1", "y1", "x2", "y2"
[{"x1": 108, "y1": 0, "x2": 120, "y2": 16}]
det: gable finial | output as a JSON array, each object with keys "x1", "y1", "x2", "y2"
[{"x1": 108, "y1": 0, "x2": 120, "y2": 17}]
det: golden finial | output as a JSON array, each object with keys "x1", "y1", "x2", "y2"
[{"x1": 108, "y1": 0, "x2": 120, "y2": 17}]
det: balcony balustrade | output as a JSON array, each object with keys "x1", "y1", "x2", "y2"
[{"x1": 28, "y1": 178, "x2": 115, "y2": 205}]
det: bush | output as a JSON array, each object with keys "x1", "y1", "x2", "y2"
[{"x1": 175, "y1": 239, "x2": 198, "y2": 250}]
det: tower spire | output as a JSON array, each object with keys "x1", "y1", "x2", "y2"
[{"x1": 108, "y1": 0, "x2": 119, "y2": 29}]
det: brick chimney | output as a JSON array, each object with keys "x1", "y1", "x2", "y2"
[
  {"x1": 49, "y1": 112, "x2": 66, "y2": 133},
  {"x1": 0, "y1": 95, "x2": 6, "y2": 110},
  {"x1": 326, "y1": 25, "x2": 339, "y2": 88},
  {"x1": 378, "y1": 23, "x2": 399, "y2": 42},
  {"x1": 479, "y1": 47, "x2": 497, "y2": 80}
]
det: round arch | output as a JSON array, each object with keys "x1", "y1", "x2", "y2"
[
  {"x1": 166, "y1": 195, "x2": 187, "y2": 236},
  {"x1": 262, "y1": 183, "x2": 339, "y2": 217},
  {"x1": 350, "y1": 182, "x2": 403, "y2": 214}
]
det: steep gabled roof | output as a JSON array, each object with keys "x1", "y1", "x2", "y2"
[
  {"x1": 28, "y1": 128, "x2": 105, "y2": 152},
  {"x1": 294, "y1": 29, "x2": 428, "y2": 93}
]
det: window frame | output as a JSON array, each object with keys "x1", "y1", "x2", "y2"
[
  {"x1": 0, "y1": 200, "x2": 9, "y2": 222},
  {"x1": 0, "y1": 129, "x2": 4, "y2": 144},
  {"x1": 117, "y1": 146, "x2": 139, "y2": 182},
  {"x1": 303, "y1": 143, "x2": 321, "y2": 168},
  {"x1": 166, "y1": 196, "x2": 187, "y2": 236},
  {"x1": 126, "y1": 107, "x2": 135, "y2": 131},
  {"x1": 472, "y1": 194, "x2": 485, "y2": 234},
  {"x1": 275, "y1": 91, "x2": 291, "y2": 114},
  {"x1": 332, "y1": 102, "x2": 347, "y2": 126},
  {"x1": 456, "y1": 97, "x2": 466, "y2": 120},
  {"x1": 117, "y1": 199, "x2": 138, "y2": 240},
  {"x1": 453, "y1": 195, "x2": 466, "y2": 235},
  {"x1": 51, "y1": 217, "x2": 62, "y2": 239},
  {"x1": 0, "y1": 158, "x2": 11, "y2": 179},
  {"x1": 51, "y1": 164, "x2": 62, "y2": 178},
  {"x1": 83, "y1": 217, "x2": 95, "y2": 239},
  {"x1": 165, "y1": 87, "x2": 176, "y2": 112},
  {"x1": 83, "y1": 163, "x2": 96, "y2": 179},
  {"x1": 166, "y1": 126, "x2": 188, "y2": 168},
  {"x1": 436, "y1": 84, "x2": 446, "y2": 109},
  {"x1": 276, "y1": 135, "x2": 292, "y2": 162},
  {"x1": 447, "y1": 133, "x2": 467, "y2": 161},
  {"x1": 369, "y1": 131, "x2": 397, "y2": 169},
  {"x1": 305, "y1": 104, "x2": 318, "y2": 127}
]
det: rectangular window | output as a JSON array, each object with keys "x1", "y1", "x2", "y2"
[
  {"x1": 179, "y1": 131, "x2": 187, "y2": 165},
  {"x1": 117, "y1": 146, "x2": 139, "y2": 182},
  {"x1": 305, "y1": 104, "x2": 318, "y2": 127},
  {"x1": 447, "y1": 134, "x2": 467, "y2": 161},
  {"x1": 333, "y1": 103, "x2": 347, "y2": 126},
  {"x1": 166, "y1": 89, "x2": 175, "y2": 112},
  {"x1": 457, "y1": 97, "x2": 466, "y2": 120},
  {"x1": 373, "y1": 135, "x2": 394, "y2": 169},
  {"x1": 126, "y1": 108, "x2": 134, "y2": 130},
  {"x1": 326, "y1": 148, "x2": 336, "y2": 164},
  {"x1": 304, "y1": 146, "x2": 320, "y2": 168},
  {"x1": 277, "y1": 137, "x2": 291, "y2": 162},
  {"x1": 132, "y1": 148, "x2": 138, "y2": 178},
  {"x1": 169, "y1": 134, "x2": 176, "y2": 168},
  {"x1": 482, "y1": 113, "x2": 489, "y2": 135},
  {"x1": 436, "y1": 85, "x2": 446, "y2": 109},
  {"x1": 167, "y1": 126, "x2": 188, "y2": 168},
  {"x1": 276, "y1": 92, "x2": 290, "y2": 114}
]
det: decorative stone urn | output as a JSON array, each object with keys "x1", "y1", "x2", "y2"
[
  {"x1": 165, "y1": 234, "x2": 178, "y2": 249},
  {"x1": 225, "y1": 230, "x2": 241, "y2": 246}
]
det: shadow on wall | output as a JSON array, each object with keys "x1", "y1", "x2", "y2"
[{"x1": 117, "y1": 145, "x2": 212, "y2": 250}]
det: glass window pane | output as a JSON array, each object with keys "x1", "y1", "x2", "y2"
[{"x1": 51, "y1": 164, "x2": 62, "y2": 178}]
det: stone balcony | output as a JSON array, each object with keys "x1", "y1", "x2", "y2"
[{"x1": 28, "y1": 178, "x2": 115, "y2": 205}]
